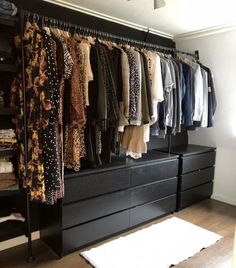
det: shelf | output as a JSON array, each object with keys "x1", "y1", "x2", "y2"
[
  {"x1": 0, "y1": 14, "x2": 18, "y2": 27},
  {"x1": 0, "y1": 63, "x2": 18, "y2": 73},
  {"x1": 0, "y1": 51, "x2": 13, "y2": 64},
  {"x1": 0, "y1": 219, "x2": 25, "y2": 242},
  {"x1": 0, "y1": 184, "x2": 21, "y2": 198},
  {"x1": 0, "y1": 147, "x2": 17, "y2": 157},
  {"x1": 0, "y1": 107, "x2": 16, "y2": 116}
]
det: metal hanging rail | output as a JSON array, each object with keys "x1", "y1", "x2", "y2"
[{"x1": 21, "y1": 10, "x2": 199, "y2": 59}]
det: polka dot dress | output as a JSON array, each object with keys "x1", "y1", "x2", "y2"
[{"x1": 41, "y1": 30, "x2": 64, "y2": 205}]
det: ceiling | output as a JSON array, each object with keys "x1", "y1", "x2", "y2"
[{"x1": 46, "y1": 0, "x2": 236, "y2": 38}]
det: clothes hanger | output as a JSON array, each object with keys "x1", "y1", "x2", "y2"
[
  {"x1": 24, "y1": 13, "x2": 32, "y2": 31},
  {"x1": 60, "y1": 21, "x2": 68, "y2": 38},
  {"x1": 102, "y1": 34, "x2": 114, "y2": 50},
  {"x1": 49, "y1": 19, "x2": 60, "y2": 37},
  {"x1": 73, "y1": 26, "x2": 89, "y2": 43},
  {"x1": 54, "y1": 19, "x2": 61, "y2": 36},
  {"x1": 85, "y1": 30, "x2": 96, "y2": 45}
]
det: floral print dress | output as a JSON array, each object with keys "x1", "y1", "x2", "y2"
[{"x1": 11, "y1": 22, "x2": 64, "y2": 204}]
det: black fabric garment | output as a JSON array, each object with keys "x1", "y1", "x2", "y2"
[
  {"x1": 111, "y1": 48, "x2": 123, "y2": 102},
  {"x1": 200, "y1": 65, "x2": 217, "y2": 127},
  {"x1": 141, "y1": 52, "x2": 153, "y2": 118},
  {"x1": 172, "y1": 59, "x2": 181, "y2": 134},
  {"x1": 169, "y1": 60, "x2": 177, "y2": 134},
  {"x1": 50, "y1": 32, "x2": 65, "y2": 81},
  {"x1": 95, "y1": 43, "x2": 119, "y2": 124},
  {"x1": 87, "y1": 45, "x2": 104, "y2": 125},
  {"x1": 157, "y1": 59, "x2": 168, "y2": 133},
  {"x1": 63, "y1": 79, "x2": 71, "y2": 125},
  {"x1": 181, "y1": 62, "x2": 194, "y2": 126},
  {"x1": 158, "y1": 101, "x2": 165, "y2": 130},
  {"x1": 41, "y1": 30, "x2": 62, "y2": 205},
  {"x1": 140, "y1": 54, "x2": 149, "y2": 124},
  {"x1": 125, "y1": 48, "x2": 140, "y2": 121},
  {"x1": 86, "y1": 43, "x2": 120, "y2": 165},
  {"x1": 97, "y1": 44, "x2": 120, "y2": 162},
  {"x1": 83, "y1": 124, "x2": 102, "y2": 168},
  {"x1": 85, "y1": 45, "x2": 103, "y2": 167}
]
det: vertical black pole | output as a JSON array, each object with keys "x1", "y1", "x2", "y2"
[
  {"x1": 26, "y1": 191, "x2": 34, "y2": 262},
  {"x1": 20, "y1": 10, "x2": 34, "y2": 263},
  {"x1": 168, "y1": 133, "x2": 171, "y2": 155}
]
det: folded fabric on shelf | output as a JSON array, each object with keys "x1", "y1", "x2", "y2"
[
  {"x1": 0, "y1": 212, "x2": 25, "y2": 223},
  {"x1": 0, "y1": 179, "x2": 16, "y2": 189},
  {"x1": 0, "y1": 160, "x2": 13, "y2": 173},
  {"x1": 0, "y1": 143, "x2": 17, "y2": 148},
  {"x1": 0, "y1": 138, "x2": 17, "y2": 143},
  {"x1": 0, "y1": 0, "x2": 17, "y2": 16},
  {"x1": 0, "y1": 129, "x2": 16, "y2": 139},
  {"x1": 0, "y1": 172, "x2": 15, "y2": 180}
]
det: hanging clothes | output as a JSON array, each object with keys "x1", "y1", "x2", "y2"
[
  {"x1": 12, "y1": 17, "x2": 217, "y2": 202},
  {"x1": 11, "y1": 22, "x2": 65, "y2": 204}
]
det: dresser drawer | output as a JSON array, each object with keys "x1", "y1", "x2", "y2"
[
  {"x1": 178, "y1": 182, "x2": 213, "y2": 209},
  {"x1": 62, "y1": 190, "x2": 130, "y2": 228},
  {"x1": 63, "y1": 168, "x2": 130, "y2": 204},
  {"x1": 130, "y1": 194, "x2": 176, "y2": 226},
  {"x1": 182, "y1": 151, "x2": 216, "y2": 173},
  {"x1": 131, "y1": 178, "x2": 177, "y2": 207},
  {"x1": 181, "y1": 167, "x2": 215, "y2": 191},
  {"x1": 62, "y1": 210, "x2": 129, "y2": 254},
  {"x1": 131, "y1": 159, "x2": 178, "y2": 187}
]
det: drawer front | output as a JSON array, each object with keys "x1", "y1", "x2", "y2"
[
  {"x1": 130, "y1": 195, "x2": 176, "y2": 226},
  {"x1": 62, "y1": 210, "x2": 129, "y2": 254},
  {"x1": 131, "y1": 159, "x2": 178, "y2": 187},
  {"x1": 182, "y1": 151, "x2": 216, "y2": 173},
  {"x1": 178, "y1": 182, "x2": 213, "y2": 210},
  {"x1": 181, "y1": 167, "x2": 215, "y2": 191},
  {"x1": 64, "y1": 168, "x2": 130, "y2": 204},
  {"x1": 62, "y1": 190, "x2": 130, "y2": 228},
  {"x1": 131, "y1": 178, "x2": 177, "y2": 207}
]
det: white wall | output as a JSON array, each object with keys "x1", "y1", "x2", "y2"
[{"x1": 176, "y1": 30, "x2": 236, "y2": 206}]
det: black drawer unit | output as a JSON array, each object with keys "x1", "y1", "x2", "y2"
[
  {"x1": 40, "y1": 151, "x2": 179, "y2": 256},
  {"x1": 130, "y1": 195, "x2": 176, "y2": 226},
  {"x1": 130, "y1": 178, "x2": 177, "y2": 207},
  {"x1": 160, "y1": 144, "x2": 216, "y2": 210},
  {"x1": 181, "y1": 151, "x2": 216, "y2": 173},
  {"x1": 130, "y1": 159, "x2": 178, "y2": 186},
  {"x1": 63, "y1": 210, "x2": 130, "y2": 254},
  {"x1": 62, "y1": 189, "x2": 131, "y2": 228},
  {"x1": 181, "y1": 167, "x2": 214, "y2": 191},
  {"x1": 179, "y1": 182, "x2": 213, "y2": 209},
  {"x1": 63, "y1": 168, "x2": 131, "y2": 204}
]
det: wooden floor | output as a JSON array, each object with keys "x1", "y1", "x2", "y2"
[{"x1": 0, "y1": 199, "x2": 235, "y2": 268}]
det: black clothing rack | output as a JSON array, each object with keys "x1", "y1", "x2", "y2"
[
  {"x1": 18, "y1": 8, "x2": 200, "y2": 261},
  {"x1": 22, "y1": 10, "x2": 199, "y2": 59},
  {"x1": 19, "y1": 11, "x2": 35, "y2": 263}
]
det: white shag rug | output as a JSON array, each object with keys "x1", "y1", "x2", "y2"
[{"x1": 80, "y1": 217, "x2": 222, "y2": 268}]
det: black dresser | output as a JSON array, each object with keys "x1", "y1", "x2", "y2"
[
  {"x1": 40, "y1": 151, "x2": 178, "y2": 256},
  {"x1": 160, "y1": 144, "x2": 216, "y2": 210}
]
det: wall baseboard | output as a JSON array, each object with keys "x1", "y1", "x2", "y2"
[
  {"x1": 212, "y1": 194, "x2": 236, "y2": 206},
  {"x1": 0, "y1": 231, "x2": 39, "y2": 252}
]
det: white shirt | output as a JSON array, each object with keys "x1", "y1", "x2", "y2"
[
  {"x1": 146, "y1": 52, "x2": 164, "y2": 125},
  {"x1": 200, "y1": 68, "x2": 209, "y2": 127}
]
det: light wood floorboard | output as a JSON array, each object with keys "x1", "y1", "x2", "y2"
[{"x1": 0, "y1": 199, "x2": 235, "y2": 268}]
